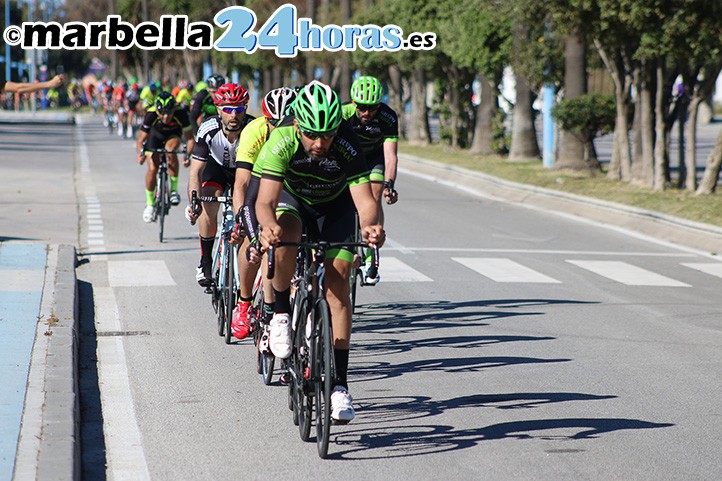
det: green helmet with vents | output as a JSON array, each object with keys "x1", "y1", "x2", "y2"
[
  {"x1": 154, "y1": 91, "x2": 176, "y2": 113},
  {"x1": 351, "y1": 76, "x2": 383, "y2": 105},
  {"x1": 292, "y1": 80, "x2": 342, "y2": 133}
]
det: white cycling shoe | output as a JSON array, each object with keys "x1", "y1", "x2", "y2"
[
  {"x1": 330, "y1": 385, "x2": 355, "y2": 423},
  {"x1": 269, "y1": 313, "x2": 292, "y2": 359},
  {"x1": 142, "y1": 205, "x2": 156, "y2": 223}
]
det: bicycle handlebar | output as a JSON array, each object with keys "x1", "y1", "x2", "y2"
[{"x1": 267, "y1": 241, "x2": 379, "y2": 281}]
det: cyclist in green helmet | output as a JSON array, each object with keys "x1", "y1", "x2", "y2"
[
  {"x1": 256, "y1": 80, "x2": 385, "y2": 423},
  {"x1": 136, "y1": 91, "x2": 194, "y2": 223},
  {"x1": 342, "y1": 75, "x2": 400, "y2": 284}
]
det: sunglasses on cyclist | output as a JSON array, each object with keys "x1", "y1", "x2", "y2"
[
  {"x1": 268, "y1": 117, "x2": 281, "y2": 127},
  {"x1": 356, "y1": 103, "x2": 380, "y2": 112},
  {"x1": 220, "y1": 105, "x2": 247, "y2": 114},
  {"x1": 300, "y1": 128, "x2": 337, "y2": 140},
  {"x1": 158, "y1": 108, "x2": 175, "y2": 115}
]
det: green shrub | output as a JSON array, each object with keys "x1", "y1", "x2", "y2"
[{"x1": 552, "y1": 93, "x2": 615, "y2": 143}]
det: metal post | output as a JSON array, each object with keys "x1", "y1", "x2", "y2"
[{"x1": 542, "y1": 83, "x2": 555, "y2": 168}]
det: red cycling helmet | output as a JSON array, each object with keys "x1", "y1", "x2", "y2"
[{"x1": 213, "y1": 83, "x2": 249, "y2": 106}]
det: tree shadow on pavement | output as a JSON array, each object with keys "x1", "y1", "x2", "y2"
[{"x1": 328, "y1": 394, "x2": 672, "y2": 460}]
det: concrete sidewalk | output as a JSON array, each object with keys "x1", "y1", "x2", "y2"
[{"x1": 0, "y1": 110, "x2": 75, "y2": 125}]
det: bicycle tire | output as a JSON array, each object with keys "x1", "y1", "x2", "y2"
[
  {"x1": 215, "y1": 244, "x2": 226, "y2": 337},
  {"x1": 294, "y1": 295, "x2": 312, "y2": 441},
  {"x1": 315, "y1": 297, "x2": 334, "y2": 458},
  {"x1": 224, "y1": 242, "x2": 235, "y2": 345},
  {"x1": 157, "y1": 167, "x2": 167, "y2": 243},
  {"x1": 261, "y1": 351, "x2": 275, "y2": 385}
]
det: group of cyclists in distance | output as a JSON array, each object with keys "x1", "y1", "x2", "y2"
[{"x1": 128, "y1": 72, "x2": 400, "y2": 424}]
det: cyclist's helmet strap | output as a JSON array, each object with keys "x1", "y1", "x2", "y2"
[
  {"x1": 293, "y1": 80, "x2": 342, "y2": 133},
  {"x1": 262, "y1": 87, "x2": 298, "y2": 119},
  {"x1": 155, "y1": 91, "x2": 176, "y2": 112},
  {"x1": 351, "y1": 76, "x2": 383, "y2": 105}
]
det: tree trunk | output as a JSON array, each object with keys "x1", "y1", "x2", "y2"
[
  {"x1": 684, "y1": 96, "x2": 700, "y2": 191},
  {"x1": 406, "y1": 68, "x2": 430, "y2": 146},
  {"x1": 633, "y1": 60, "x2": 655, "y2": 188},
  {"x1": 387, "y1": 65, "x2": 404, "y2": 138},
  {"x1": 469, "y1": 73, "x2": 497, "y2": 155},
  {"x1": 338, "y1": 0, "x2": 352, "y2": 102},
  {"x1": 556, "y1": 31, "x2": 587, "y2": 170},
  {"x1": 696, "y1": 127, "x2": 722, "y2": 195},
  {"x1": 508, "y1": 72, "x2": 540, "y2": 160},
  {"x1": 653, "y1": 59, "x2": 668, "y2": 191}
]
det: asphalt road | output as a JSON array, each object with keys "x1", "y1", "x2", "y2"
[{"x1": 3, "y1": 116, "x2": 722, "y2": 480}]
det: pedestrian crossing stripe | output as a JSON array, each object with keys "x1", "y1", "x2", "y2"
[
  {"x1": 566, "y1": 260, "x2": 690, "y2": 287},
  {"x1": 681, "y1": 262, "x2": 722, "y2": 279},
  {"x1": 378, "y1": 257, "x2": 433, "y2": 282},
  {"x1": 108, "y1": 260, "x2": 176, "y2": 287},
  {"x1": 452, "y1": 257, "x2": 561, "y2": 283}
]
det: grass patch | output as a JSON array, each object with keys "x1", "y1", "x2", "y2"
[{"x1": 399, "y1": 142, "x2": 722, "y2": 228}]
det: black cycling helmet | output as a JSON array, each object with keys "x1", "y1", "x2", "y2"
[
  {"x1": 155, "y1": 91, "x2": 177, "y2": 113},
  {"x1": 206, "y1": 74, "x2": 226, "y2": 91}
]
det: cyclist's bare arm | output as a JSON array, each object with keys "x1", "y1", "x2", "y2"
[
  {"x1": 256, "y1": 177, "x2": 284, "y2": 249},
  {"x1": 350, "y1": 182, "x2": 385, "y2": 247},
  {"x1": 183, "y1": 131, "x2": 195, "y2": 167},
  {"x1": 185, "y1": 159, "x2": 205, "y2": 224},
  {"x1": 136, "y1": 130, "x2": 148, "y2": 164},
  {"x1": 383, "y1": 141, "x2": 399, "y2": 204},
  {"x1": 232, "y1": 168, "x2": 252, "y2": 219}
]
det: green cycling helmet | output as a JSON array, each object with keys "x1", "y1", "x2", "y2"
[
  {"x1": 293, "y1": 80, "x2": 342, "y2": 133},
  {"x1": 351, "y1": 75, "x2": 383, "y2": 105},
  {"x1": 155, "y1": 91, "x2": 177, "y2": 113}
]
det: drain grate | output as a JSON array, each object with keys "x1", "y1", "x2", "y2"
[{"x1": 96, "y1": 330, "x2": 151, "y2": 337}]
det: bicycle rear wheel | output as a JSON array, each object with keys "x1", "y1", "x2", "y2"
[
  {"x1": 223, "y1": 242, "x2": 236, "y2": 344},
  {"x1": 215, "y1": 242, "x2": 225, "y2": 337},
  {"x1": 293, "y1": 294, "x2": 312, "y2": 441},
  {"x1": 314, "y1": 298, "x2": 334, "y2": 459}
]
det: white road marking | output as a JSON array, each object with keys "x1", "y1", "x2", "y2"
[
  {"x1": 383, "y1": 247, "x2": 696, "y2": 257},
  {"x1": 108, "y1": 260, "x2": 176, "y2": 287},
  {"x1": 567, "y1": 260, "x2": 690, "y2": 287},
  {"x1": 453, "y1": 257, "x2": 561, "y2": 283},
  {"x1": 94, "y1": 287, "x2": 151, "y2": 481},
  {"x1": 380, "y1": 257, "x2": 433, "y2": 282},
  {"x1": 681, "y1": 262, "x2": 722, "y2": 279}
]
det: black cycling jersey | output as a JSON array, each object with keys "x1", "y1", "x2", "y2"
[{"x1": 190, "y1": 89, "x2": 217, "y2": 134}]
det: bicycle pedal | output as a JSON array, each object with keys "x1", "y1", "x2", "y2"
[
  {"x1": 332, "y1": 419, "x2": 351, "y2": 426},
  {"x1": 204, "y1": 287, "x2": 213, "y2": 294}
]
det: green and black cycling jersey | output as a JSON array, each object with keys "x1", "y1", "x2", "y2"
[
  {"x1": 341, "y1": 102, "x2": 399, "y2": 157},
  {"x1": 190, "y1": 89, "x2": 217, "y2": 134},
  {"x1": 256, "y1": 117, "x2": 370, "y2": 205}
]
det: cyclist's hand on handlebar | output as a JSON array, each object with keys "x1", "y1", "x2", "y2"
[
  {"x1": 185, "y1": 204, "x2": 200, "y2": 224},
  {"x1": 136, "y1": 152, "x2": 146, "y2": 165},
  {"x1": 260, "y1": 224, "x2": 282, "y2": 250},
  {"x1": 362, "y1": 224, "x2": 386, "y2": 248},
  {"x1": 384, "y1": 187, "x2": 398, "y2": 205},
  {"x1": 246, "y1": 241, "x2": 262, "y2": 265},
  {"x1": 229, "y1": 223, "x2": 244, "y2": 244}
]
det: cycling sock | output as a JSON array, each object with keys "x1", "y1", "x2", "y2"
[
  {"x1": 263, "y1": 302, "x2": 274, "y2": 321},
  {"x1": 239, "y1": 295, "x2": 252, "y2": 303},
  {"x1": 200, "y1": 236, "x2": 215, "y2": 265},
  {"x1": 334, "y1": 349, "x2": 349, "y2": 388},
  {"x1": 273, "y1": 288, "x2": 291, "y2": 314},
  {"x1": 145, "y1": 190, "x2": 155, "y2": 206},
  {"x1": 170, "y1": 176, "x2": 178, "y2": 192}
]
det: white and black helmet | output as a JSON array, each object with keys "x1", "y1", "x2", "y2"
[{"x1": 262, "y1": 87, "x2": 297, "y2": 120}]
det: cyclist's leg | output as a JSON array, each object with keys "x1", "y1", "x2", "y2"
[{"x1": 165, "y1": 135, "x2": 182, "y2": 199}]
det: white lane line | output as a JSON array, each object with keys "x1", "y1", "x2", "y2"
[
  {"x1": 385, "y1": 237, "x2": 414, "y2": 255},
  {"x1": 384, "y1": 247, "x2": 696, "y2": 257},
  {"x1": 453, "y1": 257, "x2": 561, "y2": 283},
  {"x1": 380, "y1": 257, "x2": 433, "y2": 282},
  {"x1": 108, "y1": 261, "x2": 176, "y2": 287},
  {"x1": 94, "y1": 287, "x2": 151, "y2": 481},
  {"x1": 567, "y1": 260, "x2": 690, "y2": 287},
  {"x1": 681, "y1": 262, "x2": 722, "y2": 279}
]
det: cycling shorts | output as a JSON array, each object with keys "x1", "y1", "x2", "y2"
[
  {"x1": 201, "y1": 159, "x2": 236, "y2": 193},
  {"x1": 145, "y1": 129, "x2": 181, "y2": 151},
  {"x1": 366, "y1": 150, "x2": 385, "y2": 183},
  {"x1": 277, "y1": 187, "x2": 356, "y2": 263}
]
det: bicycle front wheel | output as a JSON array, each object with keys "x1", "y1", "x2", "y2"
[
  {"x1": 314, "y1": 298, "x2": 334, "y2": 459},
  {"x1": 157, "y1": 168, "x2": 168, "y2": 243},
  {"x1": 224, "y1": 242, "x2": 236, "y2": 345}
]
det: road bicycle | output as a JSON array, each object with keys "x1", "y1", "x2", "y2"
[
  {"x1": 145, "y1": 147, "x2": 184, "y2": 243},
  {"x1": 349, "y1": 179, "x2": 395, "y2": 312},
  {"x1": 192, "y1": 189, "x2": 239, "y2": 345},
  {"x1": 268, "y1": 239, "x2": 378, "y2": 459}
]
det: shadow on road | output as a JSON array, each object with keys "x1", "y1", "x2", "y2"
[
  {"x1": 329, "y1": 393, "x2": 672, "y2": 460},
  {"x1": 77, "y1": 280, "x2": 108, "y2": 481}
]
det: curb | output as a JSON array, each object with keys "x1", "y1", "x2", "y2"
[
  {"x1": 398, "y1": 153, "x2": 722, "y2": 255},
  {"x1": 14, "y1": 244, "x2": 79, "y2": 481}
]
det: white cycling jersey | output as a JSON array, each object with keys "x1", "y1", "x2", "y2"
[{"x1": 192, "y1": 115, "x2": 254, "y2": 169}]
